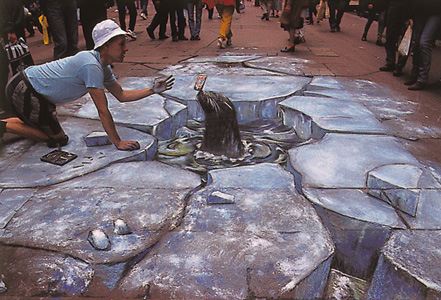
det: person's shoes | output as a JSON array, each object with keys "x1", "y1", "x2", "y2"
[
  {"x1": 179, "y1": 35, "x2": 188, "y2": 41},
  {"x1": 194, "y1": 35, "x2": 200, "y2": 40},
  {"x1": 393, "y1": 68, "x2": 403, "y2": 77},
  {"x1": 127, "y1": 30, "x2": 137, "y2": 40},
  {"x1": 190, "y1": 36, "x2": 195, "y2": 40},
  {"x1": 158, "y1": 34, "x2": 169, "y2": 40},
  {"x1": 336, "y1": 25, "x2": 341, "y2": 32},
  {"x1": 330, "y1": 27, "x2": 336, "y2": 32},
  {"x1": 376, "y1": 38, "x2": 384, "y2": 46},
  {"x1": 226, "y1": 37, "x2": 232, "y2": 46},
  {"x1": 217, "y1": 38, "x2": 225, "y2": 49},
  {"x1": 379, "y1": 64, "x2": 395, "y2": 72},
  {"x1": 408, "y1": 81, "x2": 426, "y2": 91},
  {"x1": 140, "y1": 12, "x2": 147, "y2": 20},
  {"x1": 172, "y1": 36, "x2": 179, "y2": 42},
  {"x1": 281, "y1": 46, "x2": 295, "y2": 53},
  {"x1": 47, "y1": 134, "x2": 69, "y2": 148},
  {"x1": 404, "y1": 78, "x2": 418, "y2": 86},
  {"x1": 146, "y1": 27, "x2": 155, "y2": 40},
  {"x1": 361, "y1": 35, "x2": 367, "y2": 41}
]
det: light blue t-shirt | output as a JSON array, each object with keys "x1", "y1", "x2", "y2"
[{"x1": 24, "y1": 50, "x2": 116, "y2": 104}]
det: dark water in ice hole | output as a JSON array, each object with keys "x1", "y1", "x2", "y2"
[{"x1": 157, "y1": 118, "x2": 308, "y2": 175}]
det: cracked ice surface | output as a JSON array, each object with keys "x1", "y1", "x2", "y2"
[
  {"x1": 0, "y1": 162, "x2": 201, "y2": 264},
  {"x1": 119, "y1": 164, "x2": 334, "y2": 299}
]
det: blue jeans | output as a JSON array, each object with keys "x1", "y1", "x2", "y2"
[
  {"x1": 45, "y1": 0, "x2": 79, "y2": 59},
  {"x1": 412, "y1": 14, "x2": 441, "y2": 83},
  {"x1": 187, "y1": 0, "x2": 203, "y2": 37}
]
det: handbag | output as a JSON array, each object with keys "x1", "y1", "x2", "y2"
[
  {"x1": 3, "y1": 37, "x2": 34, "y2": 74},
  {"x1": 398, "y1": 24, "x2": 412, "y2": 57}
]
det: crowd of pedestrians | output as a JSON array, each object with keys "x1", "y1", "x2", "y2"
[{"x1": 1, "y1": 0, "x2": 441, "y2": 122}]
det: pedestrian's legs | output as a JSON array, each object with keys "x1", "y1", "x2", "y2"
[
  {"x1": 195, "y1": 0, "x2": 203, "y2": 37},
  {"x1": 217, "y1": 5, "x2": 234, "y2": 40},
  {"x1": 127, "y1": 0, "x2": 137, "y2": 31},
  {"x1": 335, "y1": 0, "x2": 347, "y2": 30},
  {"x1": 141, "y1": 0, "x2": 148, "y2": 15},
  {"x1": 327, "y1": 0, "x2": 336, "y2": 30},
  {"x1": 187, "y1": 2, "x2": 196, "y2": 37},
  {"x1": 177, "y1": 7, "x2": 186, "y2": 38},
  {"x1": 62, "y1": 0, "x2": 79, "y2": 57},
  {"x1": 362, "y1": 9, "x2": 375, "y2": 39},
  {"x1": 377, "y1": 10, "x2": 386, "y2": 40},
  {"x1": 317, "y1": 0, "x2": 326, "y2": 22},
  {"x1": 116, "y1": 0, "x2": 127, "y2": 30},
  {"x1": 208, "y1": 7, "x2": 214, "y2": 19},
  {"x1": 45, "y1": 0, "x2": 68, "y2": 59},
  {"x1": 383, "y1": 2, "x2": 406, "y2": 68},
  {"x1": 416, "y1": 15, "x2": 441, "y2": 84}
]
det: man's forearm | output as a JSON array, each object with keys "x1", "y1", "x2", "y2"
[
  {"x1": 118, "y1": 87, "x2": 154, "y2": 102},
  {"x1": 97, "y1": 109, "x2": 121, "y2": 145}
]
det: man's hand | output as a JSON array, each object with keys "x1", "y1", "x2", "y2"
[
  {"x1": 153, "y1": 75, "x2": 175, "y2": 94},
  {"x1": 116, "y1": 140, "x2": 140, "y2": 151}
]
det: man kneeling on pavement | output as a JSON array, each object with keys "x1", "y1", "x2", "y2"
[{"x1": 0, "y1": 19, "x2": 174, "y2": 151}]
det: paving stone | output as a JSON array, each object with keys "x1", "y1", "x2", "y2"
[
  {"x1": 0, "y1": 245, "x2": 93, "y2": 296},
  {"x1": 303, "y1": 188, "x2": 405, "y2": 278},
  {"x1": 367, "y1": 164, "x2": 441, "y2": 217},
  {"x1": 0, "y1": 162, "x2": 201, "y2": 264},
  {"x1": 309, "y1": 47, "x2": 339, "y2": 57},
  {"x1": 119, "y1": 164, "x2": 334, "y2": 299},
  {"x1": 367, "y1": 230, "x2": 441, "y2": 300},
  {"x1": 0, "y1": 118, "x2": 156, "y2": 188},
  {"x1": 161, "y1": 62, "x2": 282, "y2": 76},
  {"x1": 288, "y1": 133, "x2": 419, "y2": 189},
  {"x1": 279, "y1": 96, "x2": 387, "y2": 139},
  {"x1": 0, "y1": 189, "x2": 35, "y2": 229},
  {"x1": 186, "y1": 54, "x2": 262, "y2": 63},
  {"x1": 58, "y1": 84, "x2": 187, "y2": 140},
  {"x1": 244, "y1": 56, "x2": 331, "y2": 76},
  {"x1": 324, "y1": 269, "x2": 368, "y2": 300},
  {"x1": 162, "y1": 75, "x2": 310, "y2": 123}
]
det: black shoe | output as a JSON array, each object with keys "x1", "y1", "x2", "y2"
[
  {"x1": 146, "y1": 27, "x2": 155, "y2": 40},
  {"x1": 158, "y1": 35, "x2": 169, "y2": 40},
  {"x1": 376, "y1": 39, "x2": 384, "y2": 46},
  {"x1": 178, "y1": 35, "x2": 188, "y2": 41},
  {"x1": 408, "y1": 81, "x2": 426, "y2": 91},
  {"x1": 261, "y1": 13, "x2": 267, "y2": 20},
  {"x1": 47, "y1": 134, "x2": 69, "y2": 148},
  {"x1": 379, "y1": 64, "x2": 394, "y2": 72},
  {"x1": 404, "y1": 78, "x2": 417, "y2": 86},
  {"x1": 190, "y1": 36, "x2": 195, "y2": 40},
  {"x1": 336, "y1": 26, "x2": 341, "y2": 32},
  {"x1": 172, "y1": 36, "x2": 179, "y2": 42},
  {"x1": 393, "y1": 69, "x2": 403, "y2": 77},
  {"x1": 194, "y1": 35, "x2": 200, "y2": 40},
  {"x1": 330, "y1": 27, "x2": 336, "y2": 32},
  {"x1": 361, "y1": 35, "x2": 367, "y2": 41}
]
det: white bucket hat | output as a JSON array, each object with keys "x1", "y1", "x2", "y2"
[{"x1": 92, "y1": 19, "x2": 127, "y2": 50}]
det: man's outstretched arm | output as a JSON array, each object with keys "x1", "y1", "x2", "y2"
[
  {"x1": 88, "y1": 88, "x2": 140, "y2": 151},
  {"x1": 107, "y1": 75, "x2": 175, "y2": 103}
]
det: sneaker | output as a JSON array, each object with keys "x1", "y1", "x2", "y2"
[
  {"x1": 127, "y1": 30, "x2": 137, "y2": 40},
  {"x1": 217, "y1": 38, "x2": 225, "y2": 49},
  {"x1": 158, "y1": 34, "x2": 169, "y2": 40},
  {"x1": 226, "y1": 37, "x2": 232, "y2": 46},
  {"x1": 178, "y1": 35, "x2": 188, "y2": 41},
  {"x1": 140, "y1": 12, "x2": 147, "y2": 20}
]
